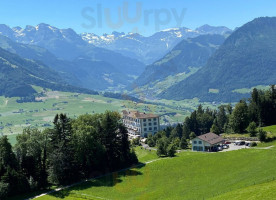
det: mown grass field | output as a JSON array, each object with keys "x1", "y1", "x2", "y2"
[
  {"x1": 209, "y1": 179, "x2": 276, "y2": 200},
  {"x1": 134, "y1": 146, "x2": 159, "y2": 163},
  {"x1": 35, "y1": 146, "x2": 276, "y2": 200}
]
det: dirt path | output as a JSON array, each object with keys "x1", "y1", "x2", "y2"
[
  {"x1": 254, "y1": 146, "x2": 274, "y2": 150},
  {"x1": 27, "y1": 158, "x2": 167, "y2": 200}
]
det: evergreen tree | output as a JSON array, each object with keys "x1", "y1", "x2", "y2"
[
  {"x1": 230, "y1": 100, "x2": 249, "y2": 133},
  {"x1": 189, "y1": 132, "x2": 197, "y2": 140},
  {"x1": 258, "y1": 129, "x2": 267, "y2": 142},
  {"x1": 156, "y1": 137, "x2": 169, "y2": 157},
  {"x1": 247, "y1": 122, "x2": 257, "y2": 137},
  {"x1": 217, "y1": 106, "x2": 228, "y2": 133},
  {"x1": 0, "y1": 136, "x2": 17, "y2": 174},
  {"x1": 167, "y1": 143, "x2": 177, "y2": 157},
  {"x1": 211, "y1": 122, "x2": 220, "y2": 135},
  {"x1": 48, "y1": 114, "x2": 77, "y2": 185},
  {"x1": 179, "y1": 137, "x2": 188, "y2": 149},
  {"x1": 14, "y1": 128, "x2": 48, "y2": 189}
]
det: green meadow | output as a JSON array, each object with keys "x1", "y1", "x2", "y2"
[
  {"x1": 0, "y1": 90, "x2": 219, "y2": 145},
  {"x1": 35, "y1": 146, "x2": 276, "y2": 200}
]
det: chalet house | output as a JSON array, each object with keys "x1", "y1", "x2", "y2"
[
  {"x1": 122, "y1": 110, "x2": 160, "y2": 138},
  {"x1": 191, "y1": 132, "x2": 224, "y2": 152}
]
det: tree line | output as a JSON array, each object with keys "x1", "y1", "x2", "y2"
[
  {"x1": 185, "y1": 86, "x2": 276, "y2": 140},
  {"x1": 146, "y1": 86, "x2": 276, "y2": 155},
  {"x1": 0, "y1": 111, "x2": 138, "y2": 199}
]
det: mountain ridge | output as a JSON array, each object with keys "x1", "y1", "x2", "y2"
[
  {"x1": 159, "y1": 17, "x2": 276, "y2": 102},
  {"x1": 130, "y1": 34, "x2": 227, "y2": 97},
  {"x1": 0, "y1": 24, "x2": 146, "y2": 91},
  {"x1": 81, "y1": 25, "x2": 232, "y2": 64}
]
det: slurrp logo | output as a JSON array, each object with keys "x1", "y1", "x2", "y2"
[{"x1": 82, "y1": 2, "x2": 186, "y2": 33}]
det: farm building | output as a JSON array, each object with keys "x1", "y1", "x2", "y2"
[{"x1": 191, "y1": 132, "x2": 224, "y2": 152}]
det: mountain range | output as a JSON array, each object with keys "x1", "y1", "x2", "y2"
[
  {"x1": 0, "y1": 46, "x2": 96, "y2": 97},
  {"x1": 132, "y1": 34, "x2": 226, "y2": 97},
  {"x1": 159, "y1": 17, "x2": 276, "y2": 102},
  {"x1": 0, "y1": 23, "x2": 146, "y2": 91},
  {"x1": 81, "y1": 25, "x2": 232, "y2": 64},
  {"x1": 0, "y1": 23, "x2": 232, "y2": 94},
  {"x1": 1, "y1": 18, "x2": 275, "y2": 102}
]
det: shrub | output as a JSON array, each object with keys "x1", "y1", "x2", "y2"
[
  {"x1": 258, "y1": 129, "x2": 267, "y2": 142},
  {"x1": 247, "y1": 122, "x2": 257, "y2": 137},
  {"x1": 251, "y1": 142, "x2": 257, "y2": 147},
  {"x1": 132, "y1": 138, "x2": 140, "y2": 146},
  {"x1": 0, "y1": 182, "x2": 9, "y2": 200},
  {"x1": 179, "y1": 137, "x2": 188, "y2": 149},
  {"x1": 167, "y1": 143, "x2": 177, "y2": 157}
]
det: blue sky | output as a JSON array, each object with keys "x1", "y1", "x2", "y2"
[{"x1": 1, "y1": 0, "x2": 276, "y2": 36}]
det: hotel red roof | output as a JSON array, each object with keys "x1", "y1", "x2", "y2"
[{"x1": 122, "y1": 110, "x2": 159, "y2": 119}]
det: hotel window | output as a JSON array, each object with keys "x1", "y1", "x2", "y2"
[
  {"x1": 148, "y1": 119, "x2": 151, "y2": 122},
  {"x1": 154, "y1": 122, "x2": 157, "y2": 125},
  {"x1": 143, "y1": 119, "x2": 146, "y2": 122},
  {"x1": 144, "y1": 128, "x2": 147, "y2": 131},
  {"x1": 154, "y1": 127, "x2": 157, "y2": 130},
  {"x1": 193, "y1": 141, "x2": 197, "y2": 144},
  {"x1": 143, "y1": 123, "x2": 147, "y2": 126},
  {"x1": 149, "y1": 127, "x2": 152, "y2": 131},
  {"x1": 199, "y1": 141, "x2": 202, "y2": 144},
  {"x1": 149, "y1": 123, "x2": 152, "y2": 126},
  {"x1": 154, "y1": 118, "x2": 157, "y2": 121}
]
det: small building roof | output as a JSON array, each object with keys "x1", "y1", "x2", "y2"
[
  {"x1": 196, "y1": 132, "x2": 224, "y2": 145},
  {"x1": 122, "y1": 110, "x2": 159, "y2": 119}
]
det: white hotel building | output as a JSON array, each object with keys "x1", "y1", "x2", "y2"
[{"x1": 122, "y1": 110, "x2": 160, "y2": 137}]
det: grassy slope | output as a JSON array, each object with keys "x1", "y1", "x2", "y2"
[
  {"x1": 209, "y1": 179, "x2": 276, "y2": 200},
  {"x1": 232, "y1": 85, "x2": 270, "y2": 94},
  {"x1": 131, "y1": 67, "x2": 200, "y2": 98},
  {"x1": 134, "y1": 146, "x2": 158, "y2": 163},
  {"x1": 37, "y1": 148, "x2": 276, "y2": 200},
  {"x1": 263, "y1": 125, "x2": 276, "y2": 136}
]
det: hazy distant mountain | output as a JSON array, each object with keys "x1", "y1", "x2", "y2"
[
  {"x1": 0, "y1": 34, "x2": 137, "y2": 91},
  {"x1": 0, "y1": 34, "x2": 81, "y2": 86},
  {"x1": 0, "y1": 24, "x2": 146, "y2": 91},
  {"x1": 196, "y1": 25, "x2": 232, "y2": 35},
  {"x1": 81, "y1": 26, "x2": 232, "y2": 64},
  {"x1": 159, "y1": 17, "x2": 276, "y2": 102},
  {"x1": 129, "y1": 34, "x2": 226, "y2": 97},
  {"x1": 134, "y1": 34, "x2": 226, "y2": 86},
  {"x1": 0, "y1": 47, "x2": 96, "y2": 97}
]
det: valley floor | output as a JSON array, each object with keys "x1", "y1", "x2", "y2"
[{"x1": 0, "y1": 90, "x2": 217, "y2": 145}]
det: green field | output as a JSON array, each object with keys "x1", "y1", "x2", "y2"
[
  {"x1": 232, "y1": 85, "x2": 270, "y2": 94},
  {"x1": 209, "y1": 179, "x2": 276, "y2": 200},
  {"x1": 134, "y1": 146, "x2": 159, "y2": 163},
  {"x1": 0, "y1": 89, "x2": 219, "y2": 144},
  {"x1": 129, "y1": 67, "x2": 200, "y2": 98},
  {"x1": 35, "y1": 146, "x2": 276, "y2": 200},
  {"x1": 263, "y1": 125, "x2": 276, "y2": 136}
]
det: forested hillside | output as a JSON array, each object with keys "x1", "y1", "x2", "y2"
[
  {"x1": 0, "y1": 47, "x2": 97, "y2": 97},
  {"x1": 159, "y1": 17, "x2": 276, "y2": 102}
]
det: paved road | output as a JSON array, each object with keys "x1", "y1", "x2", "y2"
[
  {"x1": 221, "y1": 143, "x2": 250, "y2": 152},
  {"x1": 141, "y1": 143, "x2": 157, "y2": 151}
]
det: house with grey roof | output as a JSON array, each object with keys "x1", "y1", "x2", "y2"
[{"x1": 191, "y1": 132, "x2": 224, "y2": 152}]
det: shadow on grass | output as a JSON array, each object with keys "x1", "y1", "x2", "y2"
[
  {"x1": 7, "y1": 189, "x2": 53, "y2": 200},
  {"x1": 48, "y1": 163, "x2": 146, "y2": 199}
]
